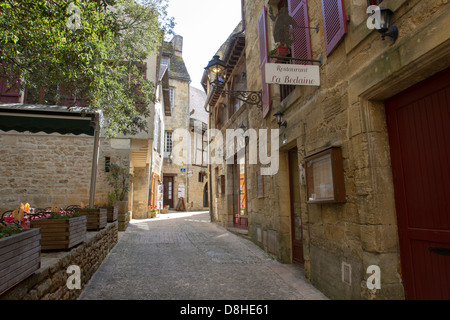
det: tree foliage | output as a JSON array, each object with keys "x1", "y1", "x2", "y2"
[{"x1": 0, "y1": 0, "x2": 174, "y2": 137}]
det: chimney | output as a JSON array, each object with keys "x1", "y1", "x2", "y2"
[{"x1": 172, "y1": 35, "x2": 183, "y2": 56}]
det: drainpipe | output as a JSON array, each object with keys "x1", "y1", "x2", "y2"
[
  {"x1": 89, "y1": 113, "x2": 100, "y2": 208},
  {"x1": 187, "y1": 81, "x2": 191, "y2": 210},
  {"x1": 232, "y1": 0, "x2": 246, "y2": 38},
  {"x1": 203, "y1": 89, "x2": 214, "y2": 221}
]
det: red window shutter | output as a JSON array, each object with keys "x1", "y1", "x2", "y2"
[
  {"x1": 258, "y1": 6, "x2": 271, "y2": 118},
  {"x1": 288, "y1": 0, "x2": 312, "y2": 65},
  {"x1": 0, "y1": 78, "x2": 21, "y2": 103},
  {"x1": 321, "y1": 0, "x2": 347, "y2": 56}
]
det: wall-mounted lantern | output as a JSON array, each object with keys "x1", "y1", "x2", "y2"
[
  {"x1": 367, "y1": 5, "x2": 398, "y2": 42},
  {"x1": 205, "y1": 55, "x2": 262, "y2": 108},
  {"x1": 273, "y1": 111, "x2": 287, "y2": 128}
]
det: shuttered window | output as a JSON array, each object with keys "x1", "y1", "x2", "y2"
[
  {"x1": 288, "y1": 0, "x2": 312, "y2": 65},
  {"x1": 321, "y1": 0, "x2": 347, "y2": 56},
  {"x1": 258, "y1": 6, "x2": 271, "y2": 118},
  {"x1": 0, "y1": 78, "x2": 21, "y2": 103}
]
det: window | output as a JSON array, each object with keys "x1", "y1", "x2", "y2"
[
  {"x1": 169, "y1": 88, "x2": 175, "y2": 110},
  {"x1": 154, "y1": 110, "x2": 160, "y2": 153},
  {"x1": 321, "y1": 0, "x2": 347, "y2": 56},
  {"x1": 199, "y1": 172, "x2": 206, "y2": 183},
  {"x1": 161, "y1": 57, "x2": 170, "y2": 67},
  {"x1": 193, "y1": 126, "x2": 207, "y2": 167},
  {"x1": 217, "y1": 175, "x2": 225, "y2": 195},
  {"x1": 0, "y1": 78, "x2": 21, "y2": 103},
  {"x1": 164, "y1": 131, "x2": 173, "y2": 158},
  {"x1": 288, "y1": 0, "x2": 313, "y2": 65},
  {"x1": 105, "y1": 157, "x2": 111, "y2": 173}
]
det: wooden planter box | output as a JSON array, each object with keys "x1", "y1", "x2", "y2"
[
  {"x1": 77, "y1": 208, "x2": 107, "y2": 231},
  {"x1": 30, "y1": 216, "x2": 86, "y2": 251},
  {"x1": 102, "y1": 206, "x2": 118, "y2": 222},
  {"x1": 115, "y1": 201, "x2": 129, "y2": 232},
  {"x1": 0, "y1": 228, "x2": 41, "y2": 295}
]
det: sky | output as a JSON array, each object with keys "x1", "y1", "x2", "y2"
[{"x1": 166, "y1": 0, "x2": 243, "y2": 90}]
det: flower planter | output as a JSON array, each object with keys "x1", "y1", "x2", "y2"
[
  {"x1": 101, "y1": 206, "x2": 118, "y2": 223},
  {"x1": 161, "y1": 208, "x2": 169, "y2": 214},
  {"x1": 76, "y1": 208, "x2": 107, "y2": 231},
  {"x1": 30, "y1": 216, "x2": 86, "y2": 250},
  {"x1": 0, "y1": 228, "x2": 41, "y2": 295}
]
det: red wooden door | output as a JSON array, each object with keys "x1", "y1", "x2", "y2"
[
  {"x1": 386, "y1": 68, "x2": 450, "y2": 300},
  {"x1": 289, "y1": 148, "x2": 304, "y2": 265}
]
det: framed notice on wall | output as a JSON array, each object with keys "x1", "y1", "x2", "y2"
[
  {"x1": 256, "y1": 169, "x2": 264, "y2": 198},
  {"x1": 305, "y1": 146, "x2": 346, "y2": 204}
]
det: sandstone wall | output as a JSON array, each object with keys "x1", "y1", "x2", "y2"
[
  {"x1": 0, "y1": 131, "x2": 129, "y2": 212},
  {"x1": 0, "y1": 222, "x2": 118, "y2": 300},
  {"x1": 240, "y1": 0, "x2": 450, "y2": 299}
]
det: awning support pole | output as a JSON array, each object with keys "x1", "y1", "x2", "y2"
[{"x1": 89, "y1": 114, "x2": 100, "y2": 208}]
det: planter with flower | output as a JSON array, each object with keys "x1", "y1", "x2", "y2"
[
  {"x1": 30, "y1": 209, "x2": 86, "y2": 251},
  {"x1": 270, "y1": 43, "x2": 290, "y2": 63},
  {"x1": 148, "y1": 205, "x2": 159, "y2": 218},
  {"x1": 0, "y1": 204, "x2": 41, "y2": 295},
  {"x1": 161, "y1": 205, "x2": 170, "y2": 214},
  {"x1": 200, "y1": 170, "x2": 208, "y2": 179}
]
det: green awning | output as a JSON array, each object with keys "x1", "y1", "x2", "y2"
[{"x1": 0, "y1": 103, "x2": 98, "y2": 136}]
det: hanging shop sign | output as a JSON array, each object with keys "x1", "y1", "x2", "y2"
[{"x1": 265, "y1": 63, "x2": 320, "y2": 86}]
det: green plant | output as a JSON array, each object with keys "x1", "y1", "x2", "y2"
[
  {"x1": 107, "y1": 192, "x2": 117, "y2": 206},
  {"x1": 46, "y1": 211, "x2": 81, "y2": 220},
  {"x1": 0, "y1": 223, "x2": 26, "y2": 239},
  {"x1": 107, "y1": 159, "x2": 133, "y2": 201}
]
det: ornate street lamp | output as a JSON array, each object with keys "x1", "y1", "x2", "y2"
[{"x1": 205, "y1": 55, "x2": 262, "y2": 108}]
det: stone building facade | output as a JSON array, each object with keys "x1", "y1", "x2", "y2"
[
  {"x1": 161, "y1": 35, "x2": 209, "y2": 211},
  {"x1": 206, "y1": 0, "x2": 450, "y2": 300},
  {"x1": 0, "y1": 54, "x2": 165, "y2": 219}
]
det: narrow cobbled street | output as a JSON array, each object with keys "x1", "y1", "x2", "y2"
[{"x1": 79, "y1": 211, "x2": 327, "y2": 300}]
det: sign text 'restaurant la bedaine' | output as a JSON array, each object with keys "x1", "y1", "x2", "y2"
[{"x1": 265, "y1": 63, "x2": 320, "y2": 86}]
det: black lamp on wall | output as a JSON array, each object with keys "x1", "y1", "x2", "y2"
[
  {"x1": 367, "y1": 3, "x2": 399, "y2": 42},
  {"x1": 274, "y1": 111, "x2": 287, "y2": 128},
  {"x1": 377, "y1": 7, "x2": 398, "y2": 41}
]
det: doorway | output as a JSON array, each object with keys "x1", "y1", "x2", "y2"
[
  {"x1": 163, "y1": 176, "x2": 174, "y2": 208},
  {"x1": 203, "y1": 183, "x2": 209, "y2": 208},
  {"x1": 233, "y1": 154, "x2": 248, "y2": 229},
  {"x1": 288, "y1": 148, "x2": 304, "y2": 265},
  {"x1": 386, "y1": 68, "x2": 450, "y2": 299}
]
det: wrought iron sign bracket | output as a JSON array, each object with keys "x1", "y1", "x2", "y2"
[{"x1": 216, "y1": 89, "x2": 263, "y2": 109}]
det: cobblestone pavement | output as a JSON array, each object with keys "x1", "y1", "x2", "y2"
[{"x1": 79, "y1": 211, "x2": 328, "y2": 300}]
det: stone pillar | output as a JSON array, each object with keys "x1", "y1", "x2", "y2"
[{"x1": 131, "y1": 164, "x2": 151, "y2": 219}]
